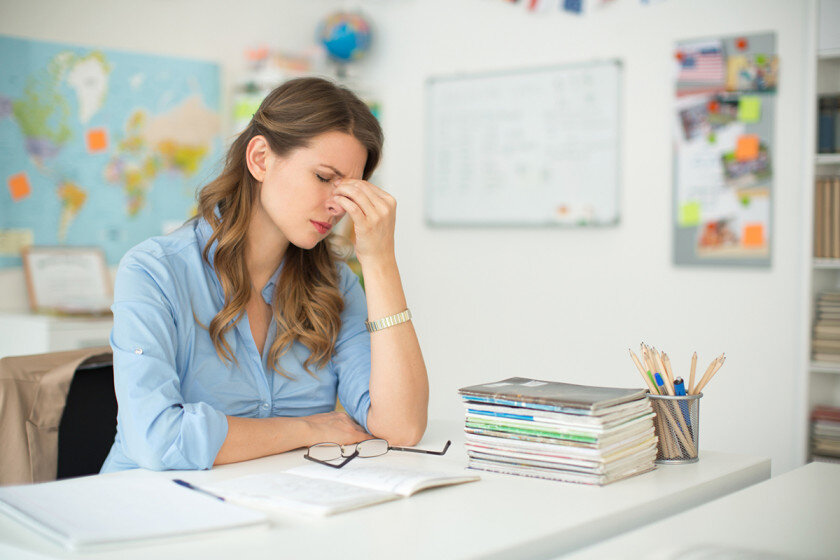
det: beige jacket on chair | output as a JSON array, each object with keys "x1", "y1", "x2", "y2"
[{"x1": 0, "y1": 346, "x2": 112, "y2": 486}]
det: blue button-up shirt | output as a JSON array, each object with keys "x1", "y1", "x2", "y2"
[{"x1": 100, "y1": 217, "x2": 372, "y2": 472}]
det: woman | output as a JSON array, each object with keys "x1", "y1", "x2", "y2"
[{"x1": 101, "y1": 77, "x2": 428, "y2": 472}]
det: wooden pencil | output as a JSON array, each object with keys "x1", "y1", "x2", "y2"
[
  {"x1": 688, "y1": 351, "x2": 698, "y2": 394},
  {"x1": 695, "y1": 354, "x2": 726, "y2": 394},
  {"x1": 653, "y1": 348, "x2": 675, "y2": 395},
  {"x1": 629, "y1": 349, "x2": 658, "y2": 394},
  {"x1": 662, "y1": 352, "x2": 675, "y2": 387},
  {"x1": 691, "y1": 354, "x2": 720, "y2": 395}
]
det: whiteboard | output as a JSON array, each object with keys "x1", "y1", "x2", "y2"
[{"x1": 425, "y1": 61, "x2": 621, "y2": 226}]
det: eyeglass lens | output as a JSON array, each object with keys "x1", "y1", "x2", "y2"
[
  {"x1": 307, "y1": 439, "x2": 390, "y2": 461},
  {"x1": 356, "y1": 439, "x2": 388, "y2": 458}
]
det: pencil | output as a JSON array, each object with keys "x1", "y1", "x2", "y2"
[
  {"x1": 653, "y1": 348, "x2": 674, "y2": 395},
  {"x1": 695, "y1": 354, "x2": 726, "y2": 394},
  {"x1": 693, "y1": 353, "x2": 724, "y2": 395},
  {"x1": 662, "y1": 352, "x2": 675, "y2": 387},
  {"x1": 688, "y1": 352, "x2": 698, "y2": 394},
  {"x1": 629, "y1": 349, "x2": 658, "y2": 394}
]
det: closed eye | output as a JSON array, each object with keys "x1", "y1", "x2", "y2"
[{"x1": 316, "y1": 174, "x2": 332, "y2": 183}]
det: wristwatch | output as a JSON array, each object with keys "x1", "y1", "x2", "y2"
[{"x1": 365, "y1": 309, "x2": 412, "y2": 333}]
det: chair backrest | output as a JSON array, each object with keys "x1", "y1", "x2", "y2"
[{"x1": 56, "y1": 359, "x2": 117, "y2": 479}]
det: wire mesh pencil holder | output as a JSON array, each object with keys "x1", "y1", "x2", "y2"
[{"x1": 648, "y1": 393, "x2": 702, "y2": 464}]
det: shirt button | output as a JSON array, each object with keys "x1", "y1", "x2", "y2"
[
  {"x1": 261, "y1": 403, "x2": 270, "y2": 410},
  {"x1": 134, "y1": 348, "x2": 143, "y2": 355}
]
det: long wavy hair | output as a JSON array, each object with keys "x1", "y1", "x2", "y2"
[{"x1": 196, "y1": 77, "x2": 383, "y2": 377}]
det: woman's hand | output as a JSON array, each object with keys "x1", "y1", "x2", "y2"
[
  {"x1": 331, "y1": 179, "x2": 396, "y2": 264},
  {"x1": 304, "y1": 411, "x2": 371, "y2": 446}
]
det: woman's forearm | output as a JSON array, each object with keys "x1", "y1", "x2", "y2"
[
  {"x1": 213, "y1": 415, "x2": 313, "y2": 465},
  {"x1": 214, "y1": 410, "x2": 371, "y2": 466},
  {"x1": 361, "y1": 256, "x2": 429, "y2": 446}
]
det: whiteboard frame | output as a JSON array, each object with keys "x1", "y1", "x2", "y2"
[{"x1": 424, "y1": 60, "x2": 623, "y2": 228}]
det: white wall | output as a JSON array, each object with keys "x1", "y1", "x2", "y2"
[{"x1": 1, "y1": 0, "x2": 811, "y2": 473}]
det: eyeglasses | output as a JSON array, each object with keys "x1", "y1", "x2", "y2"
[{"x1": 303, "y1": 438, "x2": 452, "y2": 469}]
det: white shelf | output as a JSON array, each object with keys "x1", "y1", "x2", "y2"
[
  {"x1": 814, "y1": 258, "x2": 840, "y2": 269},
  {"x1": 818, "y1": 49, "x2": 840, "y2": 60},
  {"x1": 816, "y1": 154, "x2": 840, "y2": 165},
  {"x1": 810, "y1": 362, "x2": 840, "y2": 374}
]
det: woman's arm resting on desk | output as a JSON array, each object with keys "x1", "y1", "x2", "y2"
[
  {"x1": 333, "y1": 180, "x2": 429, "y2": 446},
  {"x1": 213, "y1": 411, "x2": 369, "y2": 465}
]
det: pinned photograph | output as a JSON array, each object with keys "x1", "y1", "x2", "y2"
[{"x1": 726, "y1": 54, "x2": 778, "y2": 92}]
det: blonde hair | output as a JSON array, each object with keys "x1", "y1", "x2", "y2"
[{"x1": 196, "y1": 77, "x2": 383, "y2": 376}]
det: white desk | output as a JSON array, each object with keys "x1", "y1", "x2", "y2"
[
  {"x1": 0, "y1": 420, "x2": 769, "y2": 560},
  {"x1": 567, "y1": 461, "x2": 840, "y2": 559}
]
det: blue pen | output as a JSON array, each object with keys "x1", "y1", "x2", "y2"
[
  {"x1": 173, "y1": 478, "x2": 226, "y2": 502},
  {"x1": 673, "y1": 378, "x2": 693, "y2": 435},
  {"x1": 654, "y1": 372, "x2": 666, "y2": 394}
]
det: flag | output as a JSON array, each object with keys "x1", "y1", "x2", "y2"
[{"x1": 677, "y1": 42, "x2": 725, "y2": 84}]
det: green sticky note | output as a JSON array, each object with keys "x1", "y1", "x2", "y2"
[
  {"x1": 679, "y1": 201, "x2": 701, "y2": 227},
  {"x1": 738, "y1": 96, "x2": 761, "y2": 123}
]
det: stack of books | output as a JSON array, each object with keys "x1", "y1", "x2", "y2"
[
  {"x1": 811, "y1": 406, "x2": 840, "y2": 463},
  {"x1": 458, "y1": 377, "x2": 658, "y2": 486},
  {"x1": 814, "y1": 177, "x2": 840, "y2": 259},
  {"x1": 812, "y1": 291, "x2": 840, "y2": 363}
]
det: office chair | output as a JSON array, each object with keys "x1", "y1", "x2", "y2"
[{"x1": 56, "y1": 355, "x2": 117, "y2": 479}]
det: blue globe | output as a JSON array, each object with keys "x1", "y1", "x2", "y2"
[{"x1": 317, "y1": 12, "x2": 372, "y2": 63}]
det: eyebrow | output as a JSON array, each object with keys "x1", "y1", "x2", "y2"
[{"x1": 318, "y1": 164, "x2": 345, "y2": 178}]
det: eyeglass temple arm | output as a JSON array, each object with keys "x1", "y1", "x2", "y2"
[{"x1": 388, "y1": 440, "x2": 451, "y2": 456}]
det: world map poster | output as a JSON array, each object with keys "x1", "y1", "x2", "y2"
[{"x1": 0, "y1": 35, "x2": 222, "y2": 267}]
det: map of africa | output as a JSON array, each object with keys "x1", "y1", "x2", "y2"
[{"x1": 0, "y1": 35, "x2": 222, "y2": 267}]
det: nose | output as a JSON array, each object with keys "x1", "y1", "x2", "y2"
[{"x1": 326, "y1": 197, "x2": 345, "y2": 219}]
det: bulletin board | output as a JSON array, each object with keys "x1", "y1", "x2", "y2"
[
  {"x1": 425, "y1": 61, "x2": 621, "y2": 226},
  {"x1": 673, "y1": 32, "x2": 777, "y2": 267}
]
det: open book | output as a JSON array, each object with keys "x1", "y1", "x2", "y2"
[{"x1": 204, "y1": 462, "x2": 480, "y2": 516}]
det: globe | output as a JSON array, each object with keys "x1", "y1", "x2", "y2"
[{"x1": 317, "y1": 11, "x2": 372, "y2": 63}]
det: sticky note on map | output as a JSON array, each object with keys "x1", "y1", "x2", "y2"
[
  {"x1": 7, "y1": 172, "x2": 31, "y2": 202},
  {"x1": 735, "y1": 134, "x2": 760, "y2": 162},
  {"x1": 679, "y1": 201, "x2": 701, "y2": 227},
  {"x1": 738, "y1": 96, "x2": 761, "y2": 123},
  {"x1": 86, "y1": 128, "x2": 108, "y2": 153},
  {"x1": 742, "y1": 223, "x2": 765, "y2": 247}
]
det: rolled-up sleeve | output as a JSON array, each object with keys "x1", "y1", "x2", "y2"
[
  {"x1": 111, "y1": 252, "x2": 228, "y2": 471},
  {"x1": 331, "y1": 264, "x2": 372, "y2": 431}
]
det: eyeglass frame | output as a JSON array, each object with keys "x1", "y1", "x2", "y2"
[{"x1": 303, "y1": 438, "x2": 452, "y2": 469}]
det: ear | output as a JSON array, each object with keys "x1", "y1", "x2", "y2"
[{"x1": 245, "y1": 135, "x2": 270, "y2": 182}]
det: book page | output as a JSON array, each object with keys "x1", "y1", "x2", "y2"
[
  {"x1": 0, "y1": 476, "x2": 266, "y2": 550},
  {"x1": 204, "y1": 473, "x2": 396, "y2": 516},
  {"x1": 286, "y1": 462, "x2": 479, "y2": 497}
]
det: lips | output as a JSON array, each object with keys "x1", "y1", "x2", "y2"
[{"x1": 311, "y1": 220, "x2": 332, "y2": 234}]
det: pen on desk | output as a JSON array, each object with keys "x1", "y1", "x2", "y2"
[{"x1": 173, "y1": 479, "x2": 226, "y2": 502}]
